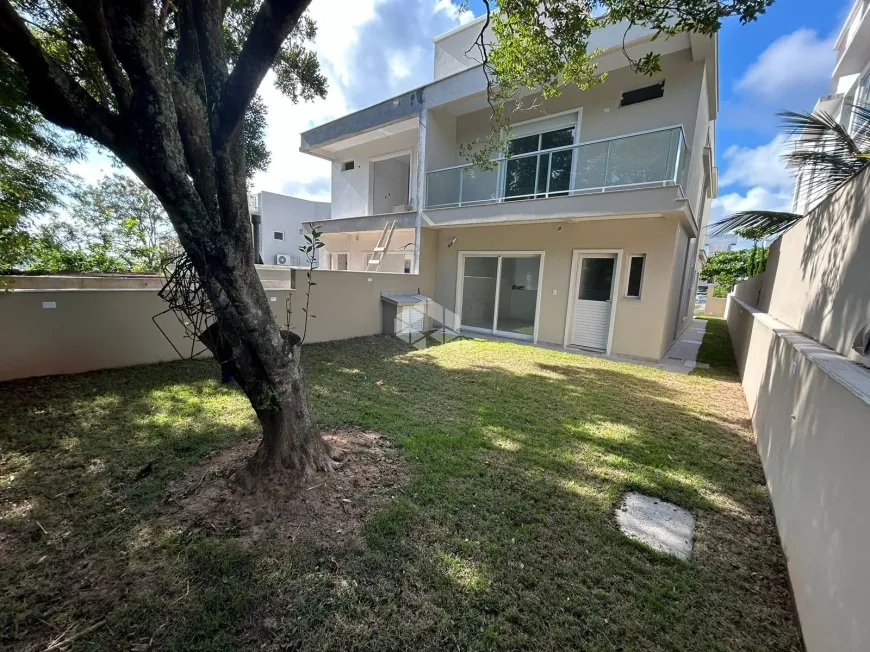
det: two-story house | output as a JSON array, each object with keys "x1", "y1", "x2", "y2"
[
  {"x1": 792, "y1": 0, "x2": 870, "y2": 214},
  {"x1": 298, "y1": 17, "x2": 718, "y2": 362},
  {"x1": 248, "y1": 191, "x2": 331, "y2": 266}
]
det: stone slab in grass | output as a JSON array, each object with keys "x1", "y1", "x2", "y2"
[{"x1": 616, "y1": 492, "x2": 695, "y2": 560}]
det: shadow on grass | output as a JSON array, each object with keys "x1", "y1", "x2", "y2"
[{"x1": 0, "y1": 336, "x2": 800, "y2": 651}]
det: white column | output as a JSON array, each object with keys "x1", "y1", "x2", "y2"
[{"x1": 413, "y1": 109, "x2": 427, "y2": 276}]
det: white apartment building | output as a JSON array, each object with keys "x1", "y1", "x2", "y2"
[
  {"x1": 248, "y1": 191, "x2": 330, "y2": 266},
  {"x1": 793, "y1": 0, "x2": 870, "y2": 214},
  {"x1": 298, "y1": 17, "x2": 719, "y2": 361}
]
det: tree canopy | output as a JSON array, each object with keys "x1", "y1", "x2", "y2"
[
  {"x1": 24, "y1": 174, "x2": 179, "y2": 273},
  {"x1": 701, "y1": 247, "x2": 768, "y2": 297},
  {"x1": 0, "y1": 52, "x2": 80, "y2": 269}
]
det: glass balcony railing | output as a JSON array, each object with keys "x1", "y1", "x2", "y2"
[{"x1": 425, "y1": 126, "x2": 688, "y2": 210}]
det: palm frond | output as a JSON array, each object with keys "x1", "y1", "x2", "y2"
[
  {"x1": 709, "y1": 211, "x2": 804, "y2": 239},
  {"x1": 780, "y1": 105, "x2": 870, "y2": 204},
  {"x1": 789, "y1": 149, "x2": 868, "y2": 202},
  {"x1": 780, "y1": 109, "x2": 864, "y2": 157}
]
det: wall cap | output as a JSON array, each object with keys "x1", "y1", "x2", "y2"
[{"x1": 730, "y1": 295, "x2": 870, "y2": 407}]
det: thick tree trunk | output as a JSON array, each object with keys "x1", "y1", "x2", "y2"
[
  {"x1": 198, "y1": 230, "x2": 337, "y2": 491},
  {"x1": 236, "y1": 339, "x2": 337, "y2": 491}
]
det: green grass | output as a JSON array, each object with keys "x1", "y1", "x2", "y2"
[
  {"x1": 695, "y1": 316, "x2": 739, "y2": 378},
  {"x1": 0, "y1": 335, "x2": 800, "y2": 651}
]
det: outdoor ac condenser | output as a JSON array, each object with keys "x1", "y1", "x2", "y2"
[{"x1": 275, "y1": 254, "x2": 291, "y2": 265}]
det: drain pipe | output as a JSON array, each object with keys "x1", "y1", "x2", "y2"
[{"x1": 251, "y1": 214, "x2": 263, "y2": 264}]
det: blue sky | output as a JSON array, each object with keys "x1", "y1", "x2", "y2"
[{"x1": 71, "y1": 0, "x2": 856, "y2": 227}]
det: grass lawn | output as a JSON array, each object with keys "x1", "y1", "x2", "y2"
[
  {"x1": 695, "y1": 316, "x2": 739, "y2": 378},
  {"x1": 0, "y1": 333, "x2": 800, "y2": 650}
]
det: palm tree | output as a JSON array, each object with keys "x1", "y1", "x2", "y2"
[{"x1": 710, "y1": 103, "x2": 870, "y2": 238}]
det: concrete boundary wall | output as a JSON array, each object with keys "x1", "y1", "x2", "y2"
[
  {"x1": 726, "y1": 294, "x2": 870, "y2": 651},
  {"x1": 0, "y1": 244, "x2": 436, "y2": 382},
  {"x1": 725, "y1": 166, "x2": 870, "y2": 651}
]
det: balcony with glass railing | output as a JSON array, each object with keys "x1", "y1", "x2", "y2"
[{"x1": 425, "y1": 126, "x2": 688, "y2": 210}]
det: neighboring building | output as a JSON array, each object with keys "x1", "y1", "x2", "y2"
[
  {"x1": 298, "y1": 17, "x2": 719, "y2": 361},
  {"x1": 793, "y1": 0, "x2": 870, "y2": 214},
  {"x1": 248, "y1": 191, "x2": 331, "y2": 266},
  {"x1": 704, "y1": 233, "x2": 739, "y2": 254}
]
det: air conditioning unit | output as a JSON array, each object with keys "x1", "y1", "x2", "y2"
[{"x1": 275, "y1": 253, "x2": 292, "y2": 266}]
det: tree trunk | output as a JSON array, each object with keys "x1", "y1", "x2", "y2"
[
  {"x1": 237, "y1": 338, "x2": 336, "y2": 492},
  {"x1": 195, "y1": 215, "x2": 337, "y2": 491}
]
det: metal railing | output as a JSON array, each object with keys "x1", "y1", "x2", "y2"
[
  {"x1": 247, "y1": 193, "x2": 261, "y2": 214},
  {"x1": 425, "y1": 126, "x2": 688, "y2": 210}
]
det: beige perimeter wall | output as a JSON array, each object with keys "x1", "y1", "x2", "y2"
[
  {"x1": 431, "y1": 217, "x2": 686, "y2": 360},
  {"x1": 726, "y1": 167, "x2": 870, "y2": 651},
  {"x1": 0, "y1": 232, "x2": 437, "y2": 382}
]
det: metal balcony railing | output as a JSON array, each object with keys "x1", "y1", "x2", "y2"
[{"x1": 425, "y1": 126, "x2": 688, "y2": 210}]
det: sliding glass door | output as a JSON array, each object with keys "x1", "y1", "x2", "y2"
[{"x1": 460, "y1": 254, "x2": 542, "y2": 340}]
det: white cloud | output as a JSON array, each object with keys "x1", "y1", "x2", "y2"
[
  {"x1": 710, "y1": 186, "x2": 794, "y2": 224},
  {"x1": 434, "y1": 0, "x2": 475, "y2": 24},
  {"x1": 735, "y1": 28, "x2": 836, "y2": 105},
  {"x1": 718, "y1": 135, "x2": 793, "y2": 191},
  {"x1": 251, "y1": 0, "x2": 475, "y2": 198},
  {"x1": 710, "y1": 134, "x2": 797, "y2": 229}
]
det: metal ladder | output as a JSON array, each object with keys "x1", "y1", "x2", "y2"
[{"x1": 365, "y1": 220, "x2": 396, "y2": 272}]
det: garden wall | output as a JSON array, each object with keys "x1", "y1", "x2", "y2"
[
  {"x1": 726, "y1": 166, "x2": 870, "y2": 652},
  {"x1": 703, "y1": 287, "x2": 726, "y2": 317},
  {"x1": 0, "y1": 234, "x2": 437, "y2": 382}
]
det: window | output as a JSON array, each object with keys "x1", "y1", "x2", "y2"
[
  {"x1": 504, "y1": 124, "x2": 576, "y2": 200},
  {"x1": 342, "y1": 160, "x2": 354, "y2": 171},
  {"x1": 620, "y1": 82, "x2": 665, "y2": 107},
  {"x1": 273, "y1": 231, "x2": 284, "y2": 241},
  {"x1": 626, "y1": 255, "x2": 645, "y2": 298}
]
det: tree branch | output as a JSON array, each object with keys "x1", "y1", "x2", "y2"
[
  {"x1": 213, "y1": 0, "x2": 311, "y2": 144},
  {"x1": 0, "y1": 0, "x2": 123, "y2": 150},
  {"x1": 191, "y1": 0, "x2": 230, "y2": 109}
]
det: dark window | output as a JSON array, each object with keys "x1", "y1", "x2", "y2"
[
  {"x1": 626, "y1": 255, "x2": 645, "y2": 298},
  {"x1": 342, "y1": 160, "x2": 354, "y2": 171},
  {"x1": 273, "y1": 231, "x2": 284, "y2": 241},
  {"x1": 620, "y1": 82, "x2": 665, "y2": 107},
  {"x1": 540, "y1": 127, "x2": 574, "y2": 149},
  {"x1": 578, "y1": 257, "x2": 615, "y2": 302},
  {"x1": 504, "y1": 125, "x2": 576, "y2": 200}
]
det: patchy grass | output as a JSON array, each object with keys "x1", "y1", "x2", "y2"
[
  {"x1": 0, "y1": 336, "x2": 800, "y2": 651},
  {"x1": 696, "y1": 316, "x2": 739, "y2": 378}
]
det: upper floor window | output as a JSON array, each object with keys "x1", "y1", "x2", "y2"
[
  {"x1": 620, "y1": 82, "x2": 665, "y2": 107},
  {"x1": 504, "y1": 115, "x2": 577, "y2": 201},
  {"x1": 342, "y1": 160, "x2": 354, "y2": 172},
  {"x1": 273, "y1": 231, "x2": 284, "y2": 241}
]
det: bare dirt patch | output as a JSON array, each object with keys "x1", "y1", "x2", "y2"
[{"x1": 162, "y1": 429, "x2": 408, "y2": 546}]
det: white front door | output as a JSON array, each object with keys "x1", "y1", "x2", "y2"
[{"x1": 571, "y1": 254, "x2": 616, "y2": 350}]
